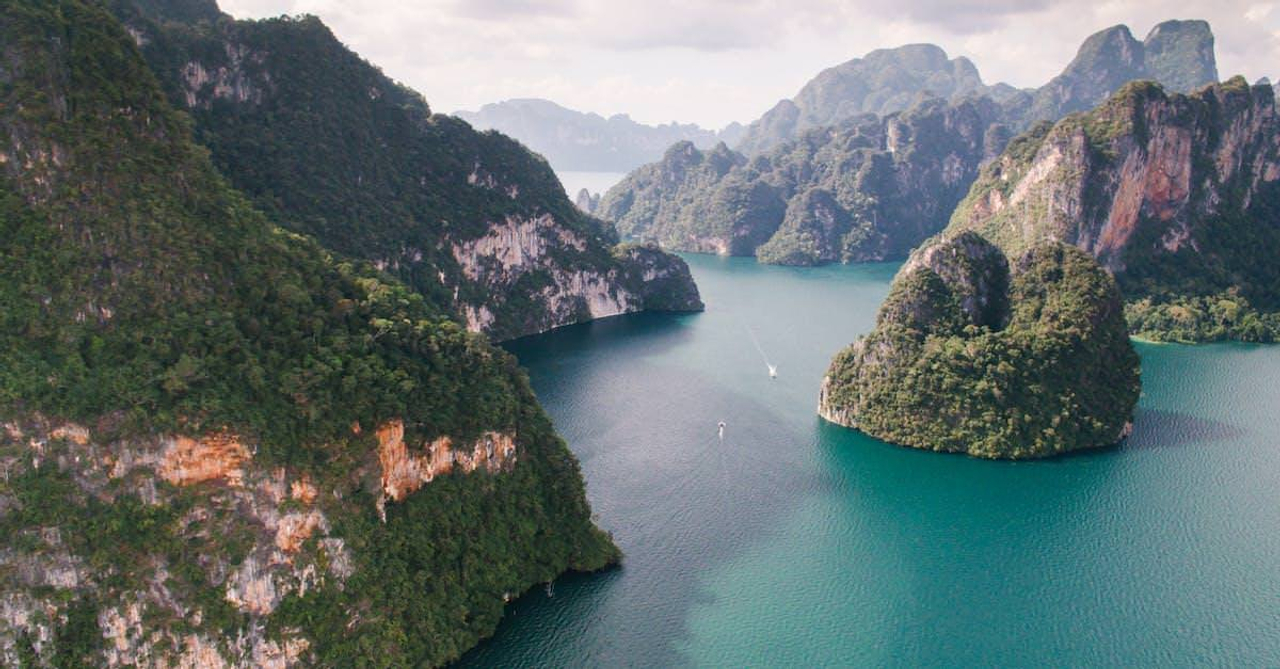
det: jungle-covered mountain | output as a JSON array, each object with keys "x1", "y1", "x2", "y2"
[
  {"x1": 0, "y1": 0, "x2": 618, "y2": 665},
  {"x1": 820, "y1": 233, "x2": 1141, "y2": 458},
  {"x1": 110, "y1": 0, "x2": 703, "y2": 342}
]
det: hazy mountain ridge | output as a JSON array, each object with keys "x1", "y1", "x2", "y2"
[
  {"x1": 600, "y1": 18, "x2": 1227, "y2": 275},
  {"x1": 456, "y1": 98, "x2": 744, "y2": 172},
  {"x1": 737, "y1": 20, "x2": 1218, "y2": 155}
]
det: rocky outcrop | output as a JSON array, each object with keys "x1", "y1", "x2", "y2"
[
  {"x1": 449, "y1": 213, "x2": 702, "y2": 338},
  {"x1": 820, "y1": 233, "x2": 1140, "y2": 458},
  {"x1": 375, "y1": 420, "x2": 517, "y2": 502},
  {"x1": 115, "y1": 3, "x2": 702, "y2": 342},
  {"x1": 0, "y1": 417, "x2": 352, "y2": 666},
  {"x1": 947, "y1": 78, "x2": 1280, "y2": 340},
  {"x1": 601, "y1": 97, "x2": 1009, "y2": 265}
]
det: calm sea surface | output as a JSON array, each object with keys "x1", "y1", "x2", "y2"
[{"x1": 460, "y1": 254, "x2": 1280, "y2": 667}]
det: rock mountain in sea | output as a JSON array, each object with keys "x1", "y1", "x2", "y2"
[
  {"x1": 948, "y1": 78, "x2": 1280, "y2": 342},
  {"x1": 819, "y1": 233, "x2": 1141, "y2": 459},
  {"x1": 113, "y1": 3, "x2": 702, "y2": 341},
  {"x1": 598, "y1": 97, "x2": 1011, "y2": 264},
  {"x1": 456, "y1": 97, "x2": 745, "y2": 173},
  {"x1": 736, "y1": 20, "x2": 1218, "y2": 155},
  {"x1": 0, "y1": 1, "x2": 618, "y2": 666}
]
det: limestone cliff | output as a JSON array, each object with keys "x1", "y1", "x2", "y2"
[
  {"x1": 948, "y1": 78, "x2": 1280, "y2": 341},
  {"x1": 820, "y1": 233, "x2": 1140, "y2": 459},
  {"x1": 112, "y1": 2, "x2": 702, "y2": 341}
]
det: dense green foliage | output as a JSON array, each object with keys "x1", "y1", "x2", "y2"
[
  {"x1": 948, "y1": 78, "x2": 1280, "y2": 343},
  {"x1": 600, "y1": 97, "x2": 1009, "y2": 265},
  {"x1": 0, "y1": 1, "x2": 616, "y2": 664},
  {"x1": 821, "y1": 234, "x2": 1140, "y2": 459},
  {"x1": 1126, "y1": 293, "x2": 1280, "y2": 343},
  {"x1": 109, "y1": 2, "x2": 700, "y2": 340}
]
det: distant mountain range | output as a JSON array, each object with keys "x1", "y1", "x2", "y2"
[
  {"x1": 466, "y1": 20, "x2": 1218, "y2": 177},
  {"x1": 455, "y1": 99, "x2": 743, "y2": 173},
  {"x1": 737, "y1": 20, "x2": 1218, "y2": 153},
  {"x1": 596, "y1": 19, "x2": 1223, "y2": 267}
]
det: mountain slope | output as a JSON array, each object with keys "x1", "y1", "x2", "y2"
[
  {"x1": 456, "y1": 98, "x2": 742, "y2": 173},
  {"x1": 948, "y1": 78, "x2": 1280, "y2": 342},
  {"x1": 599, "y1": 96, "x2": 1010, "y2": 263},
  {"x1": 112, "y1": 3, "x2": 702, "y2": 341},
  {"x1": 0, "y1": 1, "x2": 616, "y2": 665}
]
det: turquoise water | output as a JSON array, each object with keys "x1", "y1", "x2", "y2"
[{"x1": 461, "y1": 254, "x2": 1280, "y2": 667}]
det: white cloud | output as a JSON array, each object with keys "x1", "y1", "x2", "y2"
[{"x1": 216, "y1": 0, "x2": 1280, "y2": 128}]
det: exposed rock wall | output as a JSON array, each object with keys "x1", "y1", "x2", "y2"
[{"x1": 948, "y1": 78, "x2": 1280, "y2": 300}]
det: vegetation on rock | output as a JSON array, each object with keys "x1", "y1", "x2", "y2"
[{"x1": 820, "y1": 233, "x2": 1141, "y2": 459}]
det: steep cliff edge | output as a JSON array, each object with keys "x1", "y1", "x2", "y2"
[
  {"x1": 599, "y1": 97, "x2": 1009, "y2": 265},
  {"x1": 948, "y1": 78, "x2": 1280, "y2": 342},
  {"x1": 819, "y1": 233, "x2": 1140, "y2": 459},
  {"x1": 110, "y1": 1, "x2": 702, "y2": 341},
  {"x1": 0, "y1": 2, "x2": 616, "y2": 666}
]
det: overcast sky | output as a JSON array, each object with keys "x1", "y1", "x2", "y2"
[{"x1": 218, "y1": 0, "x2": 1280, "y2": 128}]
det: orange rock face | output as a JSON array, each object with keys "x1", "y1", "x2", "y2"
[
  {"x1": 289, "y1": 476, "x2": 318, "y2": 504},
  {"x1": 275, "y1": 511, "x2": 324, "y2": 553},
  {"x1": 376, "y1": 419, "x2": 516, "y2": 502},
  {"x1": 50, "y1": 424, "x2": 91, "y2": 446},
  {"x1": 158, "y1": 433, "x2": 250, "y2": 487}
]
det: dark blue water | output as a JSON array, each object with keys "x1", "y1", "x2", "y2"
[{"x1": 461, "y1": 254, "x2": 1280, "y2": 667}]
